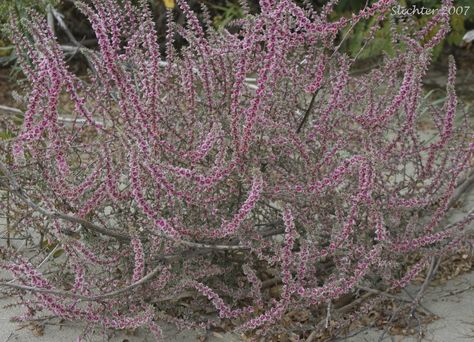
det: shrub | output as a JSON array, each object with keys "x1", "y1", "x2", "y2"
[{"x1": 1, "y1": 0, "x2": 473, "y2": 340}]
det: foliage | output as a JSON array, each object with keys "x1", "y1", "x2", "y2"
[
  {"x1": 0, "y1": 0, "x2": 59, "y2": 64},
  {"x1": 208, "y1": 1, "x2": 246, "y2": 28},
  {"x1": 1, "y1": 0, "x2": 473, "y2": 340},
  {"x1": 324, "y1": 0, "x2": 473, "y2": 59},
  {"x1": 0, "y1": 0, "x2": 59, "y2": 36}
]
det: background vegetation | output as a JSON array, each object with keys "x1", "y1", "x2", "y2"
[{"x1": 1, "y1": 0, "x2": 473, "y2": 66}]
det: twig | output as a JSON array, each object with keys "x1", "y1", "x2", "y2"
[
  {"x1": 296, "y1": 88, "x2": 320, "y2": 134},
  {"x1": 306, "y1": 292, "x2": 374, "y2": 342},
  {"x1": 50, "y1": 7, "x2": 84, "y2": 49},
  {"x1": 440, "y1": 284, "x2": 474, "y2": 297},
  {"x1": 6, "y1": 189, "x2": 11, "y2": 247},
  {"x1": 0, "y1": 105, "x2": 23, "y2": 115},
  {"x1": 5, "y1": 332, "x2": 14, "y2": 342},
  {"x1": 325, "y1": 300, "x2": 332, "y2": 329},
  {"x1": 333, "y1": 325, "x2": 373, "y2": 341},
  {"x1": 448, "y1": 169, "x2": 474, "y2": 210},
  {"x1": 0, "y1": 104, "x2": 104, "y2": 126},
  {"x1": 356, "y1": 286, "x2": 412, "y2": 303},
  {"x1": 409, "y1": 256, "x2": 441, "y2": 317},
  {"x1": 48, "y1": 6, "x2": 98, "y2": 72},
  {"x1": 177, "y1": 239, "x2": 248, "y2": 250},
  {"x1": 0, "y1": 262, "x2": 164, "y2": 301},
  {"x1": 37, "y1": 244, "x2": 60, "y2": 269},
  {"x1": 46, "y1": 5, "x2": 55, "y2": 36}
]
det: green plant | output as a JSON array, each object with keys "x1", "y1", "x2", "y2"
[
  {"x1": 0, "y1": 0, "x2": 60, "y2": 62},
  {"x1": 330, "y1": 0, "x2": 473, "y2": 60},
  {"x1": 205, "y1": 1, "x2": 246, "y2": 29},
  {"x1": 0, "y1": 0, "x2": 59, "y2": 33}
]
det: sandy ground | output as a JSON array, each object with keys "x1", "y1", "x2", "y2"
[{"x1": 345, "y1": 270, "x2": 474, "y2": 342}]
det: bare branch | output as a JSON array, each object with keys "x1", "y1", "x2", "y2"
[{"x1": 0, "y1": 263, "x2": 164, "y2": 301}]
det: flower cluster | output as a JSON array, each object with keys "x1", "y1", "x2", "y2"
[{"x1": 2, "y1": 0, "x2": 473, "y2": 340}]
